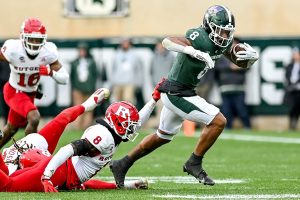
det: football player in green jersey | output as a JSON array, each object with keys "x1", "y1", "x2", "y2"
[{"x1": 110, "y1": 5, "x2": 259, "y2": 187}]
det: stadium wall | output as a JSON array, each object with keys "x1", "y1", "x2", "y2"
[{"x1": 0, "y1": 0, "x2": 299, "y2": 38}]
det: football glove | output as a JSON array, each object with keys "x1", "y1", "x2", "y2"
[
  {"x1": 235, "y1": 43, "x2": 259, "y2": 61},
  {"x1": 152, "y1": 78, "x2": 166, "y2": 101},
  {"x1": 183, "y1": 46, "x2": 214, "y2": 69},
  {"x1": 41, "y1": 175, "x2": 58, "y2": 193},
  {"x1": 39, "y1": 65, "x2": 53, "y2": 76},
  {"x1": 82, "y1": 88, "x2": 110, "y2": 111}
]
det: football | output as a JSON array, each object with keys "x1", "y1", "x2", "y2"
[
  {"x1": 231, "y1": 43, "x2": 249, "y2": 68},
  {"x1": 233, "y1": 43, "x2": 246, "y2": 55}
]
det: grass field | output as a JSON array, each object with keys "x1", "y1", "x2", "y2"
[{"x1": 0, "y1": 128, "x2": 299, "y2": 199}]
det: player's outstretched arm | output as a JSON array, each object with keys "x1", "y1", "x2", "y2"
[
  {"x1": 138, "y1": 78, "x2": 165, "y2": 127},
  {"x1": 162, "y1": 36, "x2": 191, "y2": 53},
  {"x1": 42, "y1": 139, "x2": 100, "y2": 192},
  {"x1": 41, "y1": 144, "x2": 75, "y2": 192},
  {"x1": 162, "y1": 37, "x2": 214, "y2": 69}
]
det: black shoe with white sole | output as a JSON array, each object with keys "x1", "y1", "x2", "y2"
[{"x1": 183, "y1": 162, "x2": 215, "y2": 186}]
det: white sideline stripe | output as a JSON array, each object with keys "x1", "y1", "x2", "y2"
[
  {"x1": 97, "y1": 176, "x2": 245, "y2": 184},
  {"x1": 153, "y1": 194, "x2": 300, "y2": 199},
  {"x1": 219, "y1": 133, "x2": 300, "y2": 144}
]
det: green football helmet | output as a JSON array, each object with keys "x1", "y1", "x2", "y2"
[{"x1": 203, "y1": 5, "x2": 235, "y2": 47}]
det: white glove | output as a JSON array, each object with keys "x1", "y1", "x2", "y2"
[
  {"x1": 82, "y1": 88, "x2": 110, "y2": 111},
  {"x1": 101, "y1": 88, "x2": 110, "y2": 100},
  {"x1": 183, "y1": 46, "x2": 214, "y2": 69},
  {"x1": 235, "y1": 43, "x2": 259, "y2": 61}
]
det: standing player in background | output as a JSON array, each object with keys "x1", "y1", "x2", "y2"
[
  {"x1": 0, "y1": 18, "x2": 69, "y2": 148},
  {"x1": 110, "y1": 5, "x2": 259, "y2": 187}
]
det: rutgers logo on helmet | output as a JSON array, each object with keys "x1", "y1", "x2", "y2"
[
  {"x1": 20, "y1": 18, "x2": 47, "y2": 56},
  {"x1": 104, "y1": 101, "x2": 141, "y2": 141},
  {"x1": 203, "y1": 5, "x2": 235, "y2": 47},
  {"x1": 19, "y1": 148, "x2": 51, "y2": 169}
]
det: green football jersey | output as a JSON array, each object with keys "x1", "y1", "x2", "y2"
[{"x1": 168, "y1": 27, "x2": 231, "y2": 87}]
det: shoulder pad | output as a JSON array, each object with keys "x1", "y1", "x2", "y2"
[
  {"x1": 43, "y1": 42, "x2": 59, "y2": 63},
  {"x1": 81, "y1": 124, "x2": 115, "y2": 155},
  {"x1": 1, "y1": 39, "x2": 21, "y2": 62}
]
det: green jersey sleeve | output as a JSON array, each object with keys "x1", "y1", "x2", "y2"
[
  {"x1": 185, "y1": 27, "x2": 230, "y2": 59},
  {"x1": 185, "y1": 27, "x2": 209, "y2": 52}
]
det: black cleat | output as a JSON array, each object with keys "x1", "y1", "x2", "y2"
[
  {"x1": 109, "y1": 160, "x2": 130, "y2": 188},
  {"x1": 183, "y1": 163, "x2": 215, "y2": 186}
]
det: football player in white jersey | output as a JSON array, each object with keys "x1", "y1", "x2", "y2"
[
  {"x1": 0, "y1": 17, "x2": 69, "y2": 148},
  {"x1": 1, "y1": 88, "x2": 109, "y2": 176},
  {"x1": 0, "y1": 80, "x2": 164, "y2": 192}
]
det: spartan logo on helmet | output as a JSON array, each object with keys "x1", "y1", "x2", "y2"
[{"x1": 203, "y1": 5, "x2": 235, "y2": 48}]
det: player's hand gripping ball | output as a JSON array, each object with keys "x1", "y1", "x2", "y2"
[{"x1": 231, "y1": 43, "x2": 249, "y2": 68}]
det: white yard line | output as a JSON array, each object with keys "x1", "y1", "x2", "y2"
[
  {"x1": 97, "y1": 176, "x2": 245, "y2": 184},
  {"x1": 219, "y1": 133, "x2": 300, "y2": 144},
  {"x1": 153, "y1": 194, "x2": 300, "y2": 199}
]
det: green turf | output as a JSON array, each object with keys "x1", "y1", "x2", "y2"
[{"x1": 0, "y1": 129, "x2": 299, "y2": 199}]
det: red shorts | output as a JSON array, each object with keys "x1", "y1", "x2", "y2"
[{"x1": 3, "y1": 82, "x2": 37, "y2": 127}]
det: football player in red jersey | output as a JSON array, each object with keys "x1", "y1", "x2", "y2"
[
  {"x1": 0, "y1": 17, "x2": 69, "y2": 148},
  {"x1": 0, "y1": 80, "x2": 164, "y2": 192}
]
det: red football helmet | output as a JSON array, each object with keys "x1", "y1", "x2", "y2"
[
  {"x1": 104, "y1": 101, "x2": 141, "y2": 141},
  {"x1": 20, "y1": 18, "x2": 47, "y2": 56},
  {"x1": 19, "y1": 148, "x2": 51, "y2": 169}
]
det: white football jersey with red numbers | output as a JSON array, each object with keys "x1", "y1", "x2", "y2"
[
  {"x1": 71, "y1": 124, "x2": 116, "y2": 183},
  {"x1": 1, "y1": 39, "x2": 58, "y2": 92}
]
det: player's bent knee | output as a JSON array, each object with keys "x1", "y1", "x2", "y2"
[
  {"x1": 211, "y1": 113, "x2": 227, "y2": 129},
  {"x1": 156, "y1": 130, "x2": 174, "y2": 141},
  {"x1": 27, "y1": 110, "x2": 40, "y2": 121},
  {"x1": 27, "y1": 114, "x2": 40, "y2": 126}
]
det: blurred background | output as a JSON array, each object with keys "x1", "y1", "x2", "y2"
[{"x1": 1, "y1": 0, "x2": 300, "y2": 131}]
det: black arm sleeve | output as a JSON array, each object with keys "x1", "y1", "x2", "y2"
[{"x1": 70, "y1": 139, "x2": 95, "y2": 156}]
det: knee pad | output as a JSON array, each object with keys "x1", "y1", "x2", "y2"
[{"x1": 156, "y1": 130, "x2": 174, "y2": 141}]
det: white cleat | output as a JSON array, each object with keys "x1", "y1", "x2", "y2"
[
  {"x1": 82, "y1": 88, "x2": 110, "y2": 111},
  {"x1": 124, "y1": 179, "x2": 149, "y2": 190}
]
